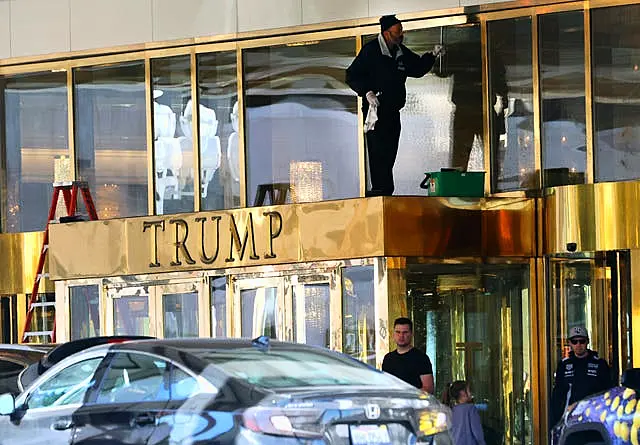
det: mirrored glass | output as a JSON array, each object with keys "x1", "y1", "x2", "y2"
[
  {"x1": 75, "y1": 62, "x2": 147, "y2": 219},
  {"x1": 342, "y1": 265, "x2": 375, "y2": 366},
  {"x1": 163, "y1": 292, "x2": 199, "y2": 338},
  {"x1": 211, "y1": 276, "x2": 227, "y2": 337},
  {"x1": 152, "y1": 56, "x2": 194, "y2": 214},
  {"x1": 407, "y1": 263, "x2": 532, "y2": 445},
  {"x1": 70, "y1": 285, "x2": 100, "y2": 340},
  {"x1": 540, "y1": 12, "x2": 586, "y2": 187},
  {"x1": 198, "y1": 51, "x2": 239, "y2": 210},
  {"x1": 293, "y1": 283, "x2": 330, "y2": 348},
  {"x1": 114, "y1": 295, "x2": 150, "y2": 336},
  {"x1": 241, "y1": 287, "x2": 277, "y2": 338},
  {"x1": 592, "y1": 5, "x2": 640, "y2": 182},
  {"x1": 387, "y1": 24, "x2": 484, "y2": 195},
  {"x1": 488, "y1": 18, "x2": 535, "y2": 191},
  {"x1": 244, "y1": 38, "x2": 358, "y2": 206},
  {"x1": 2, "y1": 72, "x2": 68, "y2": 232}
]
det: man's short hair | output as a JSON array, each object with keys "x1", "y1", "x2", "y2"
[{"x1": 394, "y1": 317, "x2": 413, "y2": 330}]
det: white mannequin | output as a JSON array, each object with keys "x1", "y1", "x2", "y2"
[
  {"x1": 154, "y1": 89, "x2": 180, "y2": 214},
  {"x1": 180, "y1": 99, "x2": 221, "y2": 198},
  {"x1": 227, "y1": 101, "x2": 241, "y2": 197}
]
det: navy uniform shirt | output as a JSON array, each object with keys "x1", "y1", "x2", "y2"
[{"x1": 382, "y1": 347, "x2": 433, "y2": 389}]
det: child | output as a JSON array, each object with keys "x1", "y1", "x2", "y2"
[{"x1": 442, "y1": 380, "x2": 486, "y2": 445}]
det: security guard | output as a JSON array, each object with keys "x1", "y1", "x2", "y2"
[
  {"x1": 346, "y1": 15, "x2": 444, "y2": 197},
  {"x1": 550, "y1": 326, "x2": 612, "y2": 427}
]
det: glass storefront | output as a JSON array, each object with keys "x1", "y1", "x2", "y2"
[
  {"x1": 69, "y1": 285, "x2": 100, "y2": 340},
  {"x1": 75, "y1": 62, "x2": 148, "y2": 219},
  {"x1": 406, "y1": 263, "x2": 532, "y2": 445},
  {"x1": 1, "y1": 71, "x2": 68, "y2": 232},
  {"x1": 342, "y1": 265, "x2": 376, "y2": 367},
  {"x1": 243, "y1": 38, "x2": 359, "y2": 206}
]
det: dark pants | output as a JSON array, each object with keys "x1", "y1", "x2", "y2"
[{"x1": 365, "y1": 110, "x2": 401, "y2": 196}]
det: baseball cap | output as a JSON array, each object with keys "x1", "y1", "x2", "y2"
[{"x1": 568, "y1": 326, "x2": 589, "y2": 339}]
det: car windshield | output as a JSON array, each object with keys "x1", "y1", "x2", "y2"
[{"x1": 191, "y1": 347, "x2": 406, "y2": 389}]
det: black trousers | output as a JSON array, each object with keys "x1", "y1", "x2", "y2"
[{"x1": 365, "y1": 110, "x2": 401, "y2": 196}]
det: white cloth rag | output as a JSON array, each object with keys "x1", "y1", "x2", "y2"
[{"x1": 364, "y1": 104, "x2": 378, "y2": 132}]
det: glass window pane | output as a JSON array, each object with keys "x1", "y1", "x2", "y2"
[
  {"x1": 70, "y1": 285, "x2": 101, "y2": 340},
  {"x1": 241, "y1": 287, "x2": 277, "y2": 338},
  {"x1": 163, "y1": 292, "x2": 199, "y2": 338},
  {"x1": 390, "y1": 24, "x2": 484, "y2": 195},
  {"x1": 28, "y1": 358, "x2": 102, "y2": 409},
  {"x1": 592, "y1": 5, "x2": 640, "y2": 182},
  {"x1": 244, "y1": 38, "x2": 358, "y2": 205},
  {"x1": 114, "y1": 295, "x2": 149, "y2": 336},
  {"x1": 342, "y1": 265, "x2": 375, "y2": 366},
  {"x1": 27, "y1": 293, "x2": 55, "y2": 344},
  {"x1": 97, "y1": 353, "x2": 170, "y2": 403},
  {"x1": 152, "y1": 56, "x2": 194, "y2": 214},
  {"x1": 489, "y1": 18, "x2": 534, "y2": 192},
  {"x1": 540, "y1": 12, "x2": 586, "y2": 187},
  {"x1": 2, "y1": 72, "x2": 68, "y2": 232},
  {"x1": 294, "y1": 283, "x2": 330, "y2": 348},
  {"x1": 211, "y1": 276, "x2": 226, "y2": 338},
  {"x1": 198, "y1": 52, "x2": 239, "y2": 210},
  {"x1": 75, "y1": 62, "x2": 147, "y2": 219},
  {"x1": 406, "y1": 263, "x2": 532, "y2": 445}
]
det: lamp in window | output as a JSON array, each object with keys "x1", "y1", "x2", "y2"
[{"x1": 289, "y1": 161, "x2": 323, "y2": 203}]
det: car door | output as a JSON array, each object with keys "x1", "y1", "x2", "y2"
[
  {"x1": 71, "y1": 351, "x2": 173, "y2": 445},
  {"x1": 0, "y1": 354, "x2": 104, "y2": 445}
]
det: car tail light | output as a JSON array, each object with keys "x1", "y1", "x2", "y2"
[{"x1": 242, "y1": 406, "x2": 325, "y2": 439}]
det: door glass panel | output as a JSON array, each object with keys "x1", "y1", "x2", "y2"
[
  {"x1": 406, "y1": 263, "x2": 532, "y2": 445},
  {"x1": 342, "y1": 266, "x2": 375, "y2": 366},
  {"x1": 488, "y1": 17, "x2": 535, "y2": 192},
  {"x1": 113, "y1": 293, "x2": 150, "y2": 336},
  {"x1": 163, "y1": 292, "x2": 199, "y2": 338},
  {"x1": 241, "y1": 286, "x2": 278, "y2": 338},
  {"x1": 28, "y1": 358, "x2": 102, "y2": 409},
  {"x1": 70, "y1": 285, "x2": 101, "y2": 340},
  {"x1": 294, "y1": 283, "x2": 330, "y2": 348},
  {"x1": 211, "y1": 276, "x2": 227, "y2": 338}
]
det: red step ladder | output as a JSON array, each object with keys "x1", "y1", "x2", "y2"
[{"x1": 21, "y1": 181, "x2": 99, "y2": 343}]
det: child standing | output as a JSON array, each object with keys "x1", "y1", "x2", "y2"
[{"x1": 442, "y1": 380, "x2": 486, "y2": 445}]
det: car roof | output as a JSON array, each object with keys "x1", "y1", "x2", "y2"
[
  {"x1": 104, "y1": 337, "x2": 325, "y2": 353},
  {"x1": 0, "y1": 344, "x2": 50, "y2": 353}
]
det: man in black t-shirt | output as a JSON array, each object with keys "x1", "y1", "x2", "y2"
[{"x1": 382, "y1": 317, "x2": 434, "y2": 393}]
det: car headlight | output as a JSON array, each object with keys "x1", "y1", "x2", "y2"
[{"x1": 417, "y1": 409, "x2": 449, "y2": 436}]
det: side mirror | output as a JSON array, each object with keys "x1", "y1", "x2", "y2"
[
  {"x1": 622, "y1": 369, "x2": 640, "y2": 392},
  {"x1": 0, "y1": 393, "x2": 15, "y2": 416}
]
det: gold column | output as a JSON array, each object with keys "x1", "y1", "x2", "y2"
[
  {"x1": 501, "y1": 298, "x2": 513, "y2": 445},
  {"x1": 481, "y1": 16, "x2": 491, "y2": 194},
  {"x1": 376, "y1": 257, "x2": 407, "y2": 369},
  {"x1": 145, "y1": 59, "x2": 155, "y2": 215},
  {"x1": 236, "y1": 47, "x2": 247, "y2": 208},
  {"x1": 329, "y1": 266, "x2": 343, "y2": 351},
  {"x1": 356, "y1": 36, "x2": 366, "y2": 197},
  {"x1": 631, "y1": 251, "x2": 640, "y2": 367},
  {"x1": 532, "y1": 12, "x2": 542, "y2": 189},
  {"x1": 584, "y1": 6, "x2": 594, "y2": 184},
  {"x1": 531, "y1": 257, "x2": 548, "y2": 445}
]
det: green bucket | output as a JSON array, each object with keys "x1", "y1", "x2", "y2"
[{"x1": 419, "y1": 170, "x2": 485, "y2": 197}]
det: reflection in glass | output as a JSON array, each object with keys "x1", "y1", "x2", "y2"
[
  {"x1": 70, "y1": 285, "x2": 100, "y2": 340},
  {"x1": 198, "y1": 52, "x2": 239, "y2": 210},
  {"x1": 407, "y1": 263, "x2": 531, "y2": 445},
  {"x1": 2, "y1": 72, "x2": 68, "y2": 232},
  {"x1": 392, "y1": 24, "x2": 484, "y2": 194},
  {"x1": 294, "y1": 283, "x2": 330, "y2": 348},
  {"x1": 488, "y1": 18, "x2": 534, "y2": 191},
  {"x1": 241, "y1": 287, "x2": 277, "y2": 338},
  {"x1": 75, "y1": 62, "x2": 147, "y2": 219},
  {"x1": 114, "y1": 295, "x2": 150, "y2": 336},
  {"x1": 211, "y1": 276, "x2": 227, "y2": 337},
  {"x1": 27, "y1": 293, "x2": 55, "y2": 344},
  {"x1": 163, "y1": 292, "x2": 199, "y2": 338},
  {"x1": 244, "y1": 39, "x2": 358, "y2": 206},
  {"x1": 151, "y1": 56, "x2": 194, "y2": 214},
  {"x1": 592, "y1": 5, "x2": 640, "y2": 182},
  {"x1": 540, "y1": 12, "x2": 586, "y2": 187},
  {"x1": 342, "y1": 266, "x2": 375, "y2": 366}
]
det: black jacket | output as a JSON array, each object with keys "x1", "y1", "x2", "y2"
[
  {"x1": 550, "y1": 350, "x2": 612, "y2": 427},
  {"x1": 346, "y1": 35, "x2": 436, "y2": 114}
]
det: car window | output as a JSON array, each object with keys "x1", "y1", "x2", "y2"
[
  {"x1": 191, "y1": 347, "x2": 406, "y2": 389},
  {"x1": 96, "y1": 352, "x2": 171, "y2": 404},
  {"x1": 0, "y1": 359, "x2": 24, "y2": 395},
  {"x1": 170, "y1": 368, "x2": 200, "y2": 400},
  {"x1": 27, "y1": 358, "x2": 102, "y2": 409}
]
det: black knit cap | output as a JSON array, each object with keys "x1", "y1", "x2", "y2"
[{"x1": 380, "y1": 15, "x2": 401, "y2": 32}]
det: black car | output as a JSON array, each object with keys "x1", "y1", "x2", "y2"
[
  {"x1": 0, "y1": 345, "x2": 49, "y2": 396},
  {"x1": 0, "y1": 337, "x2": 451, "y2": 445}
]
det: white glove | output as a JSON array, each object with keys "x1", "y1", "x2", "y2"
[
  {"x1": 494, "y1": 95, "x2": 504, "y2": 115},
  {"x1": 366, "y1": 91, "x2": 380, "y2": 107},
  {"x1": 432, "y1": 45, "x2": 445, "y2": 57}
]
